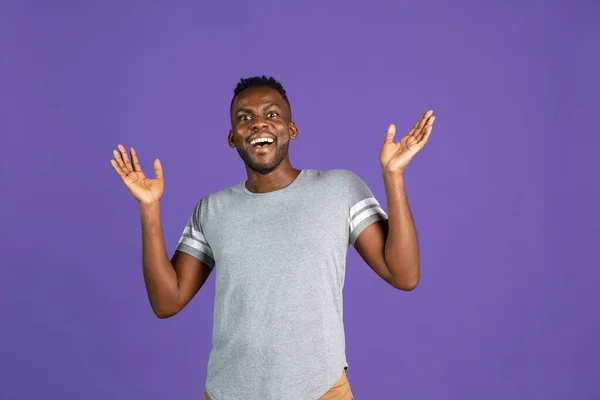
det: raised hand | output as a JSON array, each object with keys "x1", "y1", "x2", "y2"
[
  {"x1": 110, "y1": 144, "x2": 164, "y2": 205},
  {"x1": 379, "y1": 110, "x2": 435, "y2": 175}
]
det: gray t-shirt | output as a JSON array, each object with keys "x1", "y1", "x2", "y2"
[{"x1": 176, "y1": 169, "x2": 388, "y2": 400}]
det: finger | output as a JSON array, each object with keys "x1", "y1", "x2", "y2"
[
  {"x1": 416, "y1": 114, "x2": 435, "y2": 141},
  {"x1": 418, "y1": 125, "x2": 432, "y2": 145},
  {"x1": 110, "y1": 159, "x2": 127, "y2": 180},
  {"x1": 154, "y1": 158, "x2": 164, "y2": 180},
  {"x1": 112, "y1": 150, "x2": 132, "y2": 182},
  {"x1": 112, "y1": 149, "x2": 128, "y2": 172},
  {"x1": 427, "y1": 113, "x2": 436, "y2": 124},
  {"x1": 415, "y1": 110, "x2": 433, "y2": 132},
  {"x1": 130, "y1": 147, "x2": 143, "y2": 172},
  {"x1": 416, "y1": 120, "x2": 434, "y2": 144},
  {"x1": 407, "y1": 115, "x2": 423, "y2": 137},
  {"x1": 407, "y1": 123, "x2": 418, "y2": 137},
  {"x1": 384, "y1": 124, "x2": 396, "y2": 143},
  {"x1": 118, "y1": 144, "x2": 133, "y2": 172},
  {"x1": 408, "y1": 110, "x2": 431, "y2": 137}
]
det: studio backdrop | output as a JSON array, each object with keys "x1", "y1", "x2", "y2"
[{"x1": 1, "y1": 1, "x2": 598, "y2": 399}]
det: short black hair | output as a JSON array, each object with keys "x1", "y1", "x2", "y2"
[{"x1": 230, "y1": 75, "x2": 291, "y2": 111}]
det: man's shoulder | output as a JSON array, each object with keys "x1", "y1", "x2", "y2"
[
  {"x1": 311, "y1": 168, "x2": 357, "y2": 180},
  {"x1": 189, "y1": 182, "x2": 243, "y2": 212},
  {"x1": 312, "y1": 168, "x2": 363, "y2": 187}
]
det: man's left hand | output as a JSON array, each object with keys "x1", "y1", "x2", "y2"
[{"x1": 379, "y1": 110, "x2": 436, "y2": 175}]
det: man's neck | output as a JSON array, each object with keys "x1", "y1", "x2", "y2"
[{"x1": 244, "y1": 164, "x2": 301, "y2": 194}]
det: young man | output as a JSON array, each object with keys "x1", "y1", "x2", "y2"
[{"x1": 110, "y1": 76, "x2": 435, "y2": 400}]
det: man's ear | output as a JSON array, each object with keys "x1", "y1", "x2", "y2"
[
  {"x1": 289, "y1": 122, "x2": 298, "y2": 140},
  {"x1": 228, "y1": 130, "x2": 235, "y2": 147}
]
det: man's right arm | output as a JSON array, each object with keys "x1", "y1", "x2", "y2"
[
  {"x1": 110, "y1": 145, "x2": 210, "y2": 318},
  {"x1": 141, "y1": 202, "x2": 212, "y2": 319}
]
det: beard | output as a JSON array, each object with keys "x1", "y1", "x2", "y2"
[{"x1": 236, "y1": 140, "x2": 289, "y2": 175}]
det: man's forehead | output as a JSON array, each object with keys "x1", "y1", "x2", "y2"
[{"x1": 233, "y1": 87, "x2": 285, "y2": 108}]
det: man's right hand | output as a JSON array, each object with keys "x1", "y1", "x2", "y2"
[{"x1": 111, "y1": 144, "x2": 164, "y2": 206}]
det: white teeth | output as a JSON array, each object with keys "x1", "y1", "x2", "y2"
[{"x1": 251, "y1": 137, "x2": 274, "y2": 145}]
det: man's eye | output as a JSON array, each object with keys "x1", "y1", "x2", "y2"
[
  {"x1": 240, "y1": 115, "x2": 252, "y2": 121},
  {"x1": 267, "y1": 112, "x2": 278, "y2": 118}
]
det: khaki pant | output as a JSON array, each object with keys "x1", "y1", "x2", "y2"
[{"x1": 203, "y1": 369, "x2": 353, "y2": 399}]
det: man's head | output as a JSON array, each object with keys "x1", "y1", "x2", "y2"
[{"x1": 228, "y1": 76, "x2": 298, "y2": 175}]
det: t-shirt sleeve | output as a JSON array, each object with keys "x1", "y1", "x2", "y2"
[
  {"x1": 346, "y1": 171, "x2": 388, "y2": 246},
  {"x1": 175, "y1": 199, "x2": 215, "y2": 269}
]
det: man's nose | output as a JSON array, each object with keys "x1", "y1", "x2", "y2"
[{"x1": 251, "y1": 116, "x2": 268, "y2": 130}]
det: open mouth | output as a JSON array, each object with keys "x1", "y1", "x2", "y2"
[{"x1": 250, "y1": 137, "x2": 275, "y2": 152}]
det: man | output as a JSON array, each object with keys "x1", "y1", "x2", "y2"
[{"x1": 110, "y1": 76, "x2": 435, "y2": 400}]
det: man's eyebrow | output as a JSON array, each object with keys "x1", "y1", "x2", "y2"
[
  {"x1": 234, "y1": 108, "x2": 253, "y2": 115},
  {"x1": 235, "y1": 103, "x2": 282, "y2": 115},
  {"x1": 263, "y1": 103, "x2": 281, "y2": 110}
]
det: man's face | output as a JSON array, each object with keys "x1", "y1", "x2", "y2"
[{"x1": 228, "y1": 86, "x2": 297, "y2": 175}]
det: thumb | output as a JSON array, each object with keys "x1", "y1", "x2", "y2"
[
  {"x1": 154, "y1": 158, "x2": 164, "y2": 180},
  {"x1": 384, "y1": 124, "x2": 396, "y2": 143}
]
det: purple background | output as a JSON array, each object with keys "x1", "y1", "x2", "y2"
[{"x1": 1, "y1": 1, "x2": 599, "y2": 399}]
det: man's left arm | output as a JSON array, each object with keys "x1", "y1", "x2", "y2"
[{"x1": 354, "y1": 110, "x2": 435, "y2": 291}]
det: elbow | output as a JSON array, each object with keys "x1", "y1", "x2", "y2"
[
  {"x1": 152, "y1": 305, "x2": 180, "y2": 319},
  {"x1": 154, "y1": 311, "x2": 175, "y2": 319},
  {"x1": 393, "y1": 279, "x2": 419, "y2": 291},
  {"x1": 390, "y1": 268, "x2": 420, "y2": 291},
  {"x1": 384, "y1": 253, "x2": 420, "y2": 291}
]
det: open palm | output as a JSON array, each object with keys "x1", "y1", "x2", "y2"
[
  {"x1": 379, "y1": 110, "x2": 435, "y2": 174},
  {"x1": 110, "y1": 144, "x2": 164, "y2": 205}
]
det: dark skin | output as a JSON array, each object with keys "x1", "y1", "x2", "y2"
[
  {"x1": 226, "y1": 86, "x2": 403, "y2": 289},
  {"x1": 227, "y1": 86, "x2": 300, "y2": 193},
  {"x1": 110, "y1": 85, "x2": 431, "y2": 317}
]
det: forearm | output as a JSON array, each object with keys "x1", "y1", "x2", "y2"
[
  {"x1": 140, "y1": 202, "x2": 180, "y2": 317},
  {"x1": 382, "y1": 170, "x2": 420, "y2": 290}
]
